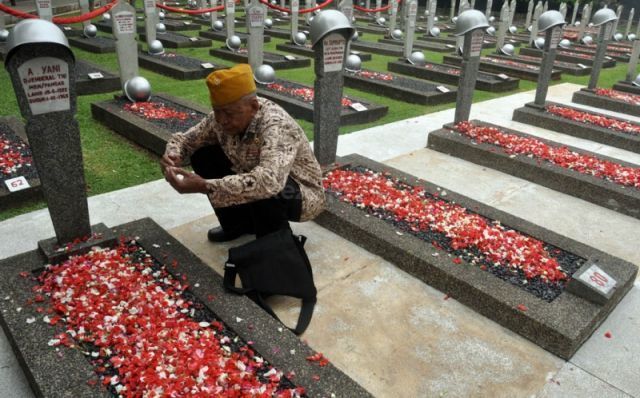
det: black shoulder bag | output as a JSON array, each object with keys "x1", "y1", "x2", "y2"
[{"x1": 223, "y1": 228, "x2": 317, "y2": 335}]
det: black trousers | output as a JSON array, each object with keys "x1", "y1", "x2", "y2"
[{"x1": 191, "y1": 146, "x2": 302, "y2": 238}]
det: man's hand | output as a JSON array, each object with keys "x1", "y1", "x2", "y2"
[
  {"x1": 160, "y1": 153, "x2": 182, "y2": 178},
  {"x1": 165, "y1": 167, "x2": 209, "y2": 194}
]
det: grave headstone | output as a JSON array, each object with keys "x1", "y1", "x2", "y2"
[
  {"x1": 427, "y1": 0, "x2": 436, "y2": 31},
  {"x1": 459, "y1": 0, "x2": 470, "y2": 14},
  {"x1": 559, "y1": 3, "x2": 567, "y2": 21},
  {"x1": 587, "y1": 12, "x2": 616, "y2": 90},
  {"x1": 571, "y1": 0, "x2": 579, "y2": 25},
  {"x1": 209, "y1": 0, "x2": 219, "y2": 30},
  {"x1": 0, "y1": 0, "x2": 6, "y2": 31},
  {"x1": 111, "y1": 0, "x2": 139, "y2": 87},
  {"x1": 4, "y1": 19, "x2": 91, "y2": 243},
  {"x1": 525, "y1": 0, "x2": 534, "y2": 29},
  {"x1": 389, "y1": 0, "x2": 399, "y2": 33},
  {"x1": 311, "y1": 10, "x2": 352, "y2": 166},
  {"x1": 625, "y1": 39, "x2": 640, "y2": 82},
  {"x1": 625, "y1": 8, "x2": 634, "y2": 38},
  {"x1": 305, "y1": 0, "x2": 313, "y2": 25},
  {"x1": 290, "y1": 0, "x2": 299, "y2": 40},
  {"x1": 225, "y1": 0, "x2": 235, "y2": 38},
  {"x1": 78, "y1": 0, "x2": 91, "y2": 28},
  {"x1": 375, "y1": 0, "x2": 381, "y2": 18},
  {"x1": 246, "y1": 0, "x2": 266, "y2": 70},
  {"x1": 403, "y1": 0, "x2": 417, "y2": 58},
  {"x1": 453, "y1": 11, "x2": 486, "y2": 123},
  {"x1": 542, "y1": 1, "x2": 548, "y2": 13},
  {"x1": 611, "y1": 5, "x2": 623, "y2": 36},
  {"x1": 485, "y1": 0, "x2": 492, "y2": 20},
  {"x1": 366, "y1": 0, "x2": 370, "y2": 10},
  {"x1": 495, "y1": 0, "x2": 509, "y2": 51},
  {"x1": 529, "y1": 1, "x2": 543, "y2": 46},
  {"x1": 35, "y1": 0, "x2": 53, "y2": 22},
  {"x1": 144, "y1": 0, "x2": 158, "y2": 47},
  {"x1": 533, "y1": 11, "x2": 564, "y2": 106},
  {"x1": 449, "y1": 0, "x2": 455, "y2": 20},
  {"x1": 577, "y1": 3, "x2": 591, "y2": 41}
]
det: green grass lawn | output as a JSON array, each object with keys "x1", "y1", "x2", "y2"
[{"x1": 0, "y1": 20, "x2": 635, "y2": 221}]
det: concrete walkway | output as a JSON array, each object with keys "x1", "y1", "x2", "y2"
[{"x1": 0, "y1": 83, "x2": 638, "y2": 397}]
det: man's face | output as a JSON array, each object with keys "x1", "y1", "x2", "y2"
[{"x1": 214, "y1": 96, "x2": 258, "y2": 136}]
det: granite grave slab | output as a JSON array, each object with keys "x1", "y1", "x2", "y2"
[
  {"x1": 316, "y1": 153, "x2": 637, "y2": 359},
  {"x1": 387, "y1": 59, "x2": 520, "y2": 92},
  {"x1": 512, "y1": 101, "x2": 640, "y2": 155},
  {"x1": 572, "y1": 88, "x2": 640, "y2": 118},
  {"x1": 198, "y1": 30, "x2": 272, "y2": 43},
  {"x1": 0, "y1": 218, "x2": 371, "y2": 397},
  {"x1": 138, "y1": 51, "x2": 227, "y2": 80},
  {"x1": 256, "y1": 78, "x2": 388, "y2": 125},
  {"x1": 612, "y1": 80, "x2": 640, "y2": 95},
  {"x1": 442, "y1": 54, "x2": 562, "y2": 82},
  {"x1": 349, "y1": 40, "x2": 408, "y2": 56},
  {"x1": 486, "y1": 53, "x2": 592, "y2": 76},
  {"x1": 67, "y1": 36, "x2": 116, "y2": 53},
  {"x1": 276, "y1": 42, "x2": 372, "y2": 61},
  {"x1": 429, "y1": 120, "x2": 640, "y2": 219},
  {"x1": 519, "y1": 47, "x2": 617, "y2": 68},
  {"x1": 377, "y1": 37, "x2": 462, "y2": 52},
  {"x1": 91, "y1": 93, "x2": 208, "y2": 157},
  {"x1": 0, "y1": 117, "x2": 41, "y2": 209},
  {"x1": 343, "y1": 68, "x2": 457, "y2": 105},
  {"x1": 74, "y1": 60, "x2": 120, "y2": 95},
  {"x1": 162, "y1": 19, "x2": 203, "y2": 31},
  {"x1": 209, "y1": 47, "x2": 310, "y2": 69},
  {"x1": 139, "y1": 32, "x2": 212, "y2": 48}
]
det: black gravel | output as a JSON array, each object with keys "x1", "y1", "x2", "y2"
[
  {"x1": 116, "y1": 96, "x2": 205, "y2": 132},
  {"x1": 0, "y1": 121, "x2": 38, "y2": 185},
  {"x1": 326, "y1": 166, "x2": 586, "y2": 302},
  {"x1": 345, "y1": 69, "x2": 440, "y2": 92},
  {"x1": 36, "y1": 241, "x2": 302, "y2": 397},
  {"x1": 150, "y1": 52, "x2": 214, "y2": 69}
]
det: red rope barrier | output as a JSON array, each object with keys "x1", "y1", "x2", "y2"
[
  {"x1": 259, "y1": 0, "x2": 334, "y2": 15},
  {"x1": 353, "y1": 0, "x2": 400, "y2": 13},
  {"x1": 156, "y1": 1, "x2": 234, "y2": 15},
  {"x1": 0, "y1": 0, "x2": 117, "y2": 24}
]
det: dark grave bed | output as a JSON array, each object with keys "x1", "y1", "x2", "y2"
[
  {"x1": 209, "y1": 47, "x2": 310, "y2": 69},
  {"x1": 513, "y1": 101, "x2": 640, "y2": 155},
  {"x1": 349, "y1": 40, "x2": 406, "y2": 57},
  {"x1": 59, "y1": 25, "x2": 83, "y2": 37},
  {"x1": 95, "y1": 19, "x2": 143, "y2": 34},
  {"x1": 198, "y1": 30, "x2": 272, "y2": 43},
  {"x1": 376, "y1": 37, "x2": 455, "y2": 53},
  {"x1": 442, "y1": 54, "x2": 562, "y2": 82},
  {"x1": 163, "y1": 19, "x2": 202, "y2": 31},
  {"x1": 561, "y1": 45, "x2": 631, "y2": 63},
  {"x1": 343, "y1": 69, "x2": 457, "y2": 105},
  {"x1": 387, "y1": 59, "x2": 520, "y2": 92},
  {"x1": 486, "y1": 53, "x2": 592, "y2": 76},
  {"x1": 256, "y1": 78, "x2": 388, "y2": 125},
  {"x1": 234, "y1": 16, "x2": 290, "y2": 26},
  {"x1": 0, "y1": 218, "x2": 371, "y2": 397},
  {"x1": 67, "y1": 36, "x2": 116, "y2": 53},
  {"x1": 276, "y1": 42, "x2": 372, "y2": 61},
  {"x1": 612, "y1": 80, "x2": 640, "y2": 95},
  {"x1": 0, "y1": 117, "x2": 41, "y2": 208},
  {"x1": 91, "y1": 93, "x2": 208, "y2": 156},
  {"x1": 138, "y1": 51, "x2": 228, "y2": 80},
  {"x1": 352, "y1": 24, "x2": 388, "y2": 35},
  {"x1": 572, "y1": 88, "x2": 640, "y2": 118},
  {"x1": 75, "y1": 60, "x2": 121, "y2": 95},
  {"x1": 429, "y1": 120, "x2": 640, "y2": 219},
  {"x1": 519, "y1": 47, "x2": 617, "y2": 68},
  {"x1": 139, "y1": 32, "x2": 213, "y2": 48},
  {"x1": 317, "y1": 154, "x2": 637, "y2": 359}
]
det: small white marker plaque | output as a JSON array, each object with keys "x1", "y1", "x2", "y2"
[
  {"x1": 578, "y1": 264, "x2": 616, "y2": 295},
  {"x1": 189, "y1": 37, "x2": 199, "y2": 41},
  {"x1": 322, "y1": 33, "x2": 346, "y2": 73},
  {"x1": 183, "y1": 21, "x2": 191, "y2": 25},
  {"x1": 17, "y1": 57, "x2": 70, "y2": 116},
  {"x1": 605, "y1": 56, "x2": 613, "y2": 60},
  {"x1": 201, "y1": 63, "x2": 215, "y2": 69},
  {"x1": 577, "y1": 63, "x2": 588, "y2": 69},
  {"x1": 88, "y1": 72, "x2": 104, "y2": 79},
  {"x1": 436, "y1": 85, "x2": 450, "y2": 93},
  {"x1": 350, "y1": 50, "x2": 360, "y2": 55},
  {"x1": 350, "y1": 102, "x2": 368, "y2": 111},
  {"x1": 4, "y1": 176, "x2": 30, "y2": 192},
  {"x1": 498, "y1": 73, "x2": 510, "y2": 80},
  {"x1": 63, "y1": 26, "x2": 72, "y2": 31},
  {"x1": 284, "y1": 55, "x2": 297, "y2": 60},
  {"x1": 445, "y1": 44, "x2": 455, "y2": 48}
]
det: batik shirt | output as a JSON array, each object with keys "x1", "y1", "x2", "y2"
[{"x1": 165, "y1": 97, "x2": 325, "y2": 222}]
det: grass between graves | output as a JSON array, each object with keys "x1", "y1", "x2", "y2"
[{"x1": 0, "y1": 22, "x2": 634, "y2": 221}]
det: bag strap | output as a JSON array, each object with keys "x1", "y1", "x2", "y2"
[
  {"x1": 254, "y1": 293, "x2": 316, "y2": 335},
  {"x1": 223, "y1": 262, "x2": 253, "y2": 294}
]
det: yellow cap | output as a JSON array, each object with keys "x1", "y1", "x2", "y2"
[{"x1": 206, "y1": 64, "x2": 257, "y2": 107}]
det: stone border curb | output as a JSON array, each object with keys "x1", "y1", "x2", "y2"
[
  {"x1": 442, "y1": 54, "x2": 562, "y2": 82},
  {"x1": 572, "y1": 88, "x2": 640, "y2": 118},
  {"x1": 512, "y1": 101, "x2": 640, "y2": 154},
  {"x1": 140, "y1": 32, "x2": 213, "y2": 49},
  {"x1": 209, "y1": 48, "x2": 310, "y2": 70},
  {"x1": 0, "y1": 218, "x2": 372, "y2": 397},
  {"x1": 428, "y1": 120, "x2": 640, "y2": 219},
  {"x1": 486, "y1": 54, "x2": 592, "y2": 76},
  {"x1": 76, "y1": 60, "x2": 121, "y2": 96},
  {"x1": 276, "y1": 42, "x2": 373, "y2": 62},
  {"x1": 519, "y1": 47, "x2": 617, "y2": 68},
  {"x1": 138, "y1": 52, "x2": 228, "y2": 80},
  {"x1": 315, "y1": 153, "x2": 637, "y2": 359},
  {"x1": 67, "y1": 36, "x2": 116, "y2": 54}
]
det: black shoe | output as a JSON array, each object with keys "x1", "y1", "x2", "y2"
[{"x1": 207, "y1": 226, "x2": 247, "y2": 242}]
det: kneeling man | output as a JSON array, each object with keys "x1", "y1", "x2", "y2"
[{"x1": 161, "y1": 64, "x2": 325, "y2": 241}]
